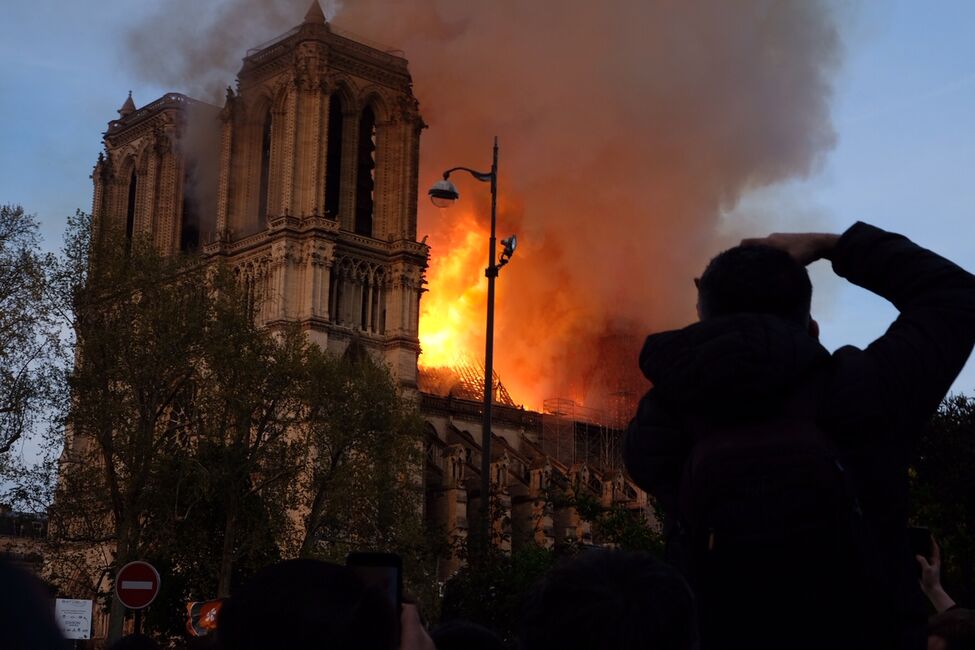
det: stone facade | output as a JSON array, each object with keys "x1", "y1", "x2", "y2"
[{"x1": 421, "y1": 393, "x2": 652, "y2": 578}]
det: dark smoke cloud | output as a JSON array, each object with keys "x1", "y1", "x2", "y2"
[
  {"x1": 125, "y1": 1, "x2": 317, "y2": 102},
  {"x1": 123, "y1": 0, "x2": 843, "y2": 410}
]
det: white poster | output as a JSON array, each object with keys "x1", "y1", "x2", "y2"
[{"x1": 55, "y1": 598, "x2": 92, "y2": 640}]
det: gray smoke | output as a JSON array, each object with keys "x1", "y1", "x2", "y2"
[{"x1": 123, "y1": 0, "x2": 843, "y2": 409}]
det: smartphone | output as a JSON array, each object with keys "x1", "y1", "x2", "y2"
[
  {"x1": 346, "y1": 552, "x2": 402, "y2": 611},
  {"x1": 908, "y1": 526, "x2": 933, "y2": 560}
]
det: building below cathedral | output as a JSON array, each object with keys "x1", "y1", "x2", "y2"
[{"x1": 87, "y1": 0, "x2": 652, "y2": 583}]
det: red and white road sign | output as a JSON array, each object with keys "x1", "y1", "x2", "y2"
[{"x1": 115, "y1": 561, "x2": 161, "y2": 610}]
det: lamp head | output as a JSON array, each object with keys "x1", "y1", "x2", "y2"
[
  {"x1": 428, "y1": 178, "x2": 459, "y2": 208},
  {"x1": 501, "y1": 235, "x2": 517, "y2": 258},
  {"x1": 499, "y1": 235, "x2": 517, "y2": 268}
]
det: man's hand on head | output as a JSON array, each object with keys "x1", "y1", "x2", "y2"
[{"x1": 740, "y1": 233, "x2": 840, "y2": 266}]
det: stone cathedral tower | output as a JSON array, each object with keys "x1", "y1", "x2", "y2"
[{"x1": 90, "y1": 2, "x2": 429, "y2": 386}]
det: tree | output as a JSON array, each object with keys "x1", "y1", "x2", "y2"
[
  {"x1": 49, "y1": 217, "x2": 317, "y2": 641},
  {"x1": 297, "y1": 344, "x2": 441, "y2": 605},
  {"x1": 50, "y1": 222, "x2": 212, "y2": 642},
  {"x1": 440, "y1": 481, "x2": 662, "y2": 641},
  {"x1": 171, "y1": 269, "x2": 307, "y2": 598},
  {"x1": 568, "y1": 488, "x2": 664, "y2": 554},
  {"x1": 441, "y1": 544, "x2": 557, "y2": 643},
  {"x1": 911, "y1": 394, "x2": 975, "y2": 609},
  {"x1": 0, "y1": 204, "x2": 58, "y2": 457}
]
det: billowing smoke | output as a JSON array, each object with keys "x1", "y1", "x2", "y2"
[
  {"x1": 126, "y1": 1, "x2": 345, "y2": 102},
  {"x1": 123, "y1": 0, "x2": 842, "y2": 411}
]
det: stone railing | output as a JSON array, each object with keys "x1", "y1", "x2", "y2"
[
  {"x1": 419, "y1": 393, "x2": 542, "y2": 430},
  {"x1": 108, "y1": 93, "x2": 216, "y2": 133}
]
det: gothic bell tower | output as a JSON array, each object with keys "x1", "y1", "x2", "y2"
[
  {"x1": 92, "y1": 1, "x2": 429, "y2": 387},
  {"x1": 207, "y1": 2, "x2": 429, "y2": 386}
]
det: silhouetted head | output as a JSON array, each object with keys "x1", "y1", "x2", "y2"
[
  {"x1": 216, "y1": 559, "x2": 397, "y2": 650},
  {"x1": 928, "y1": 608, "x2": 975, "y2": 650},
  {"x1": 431, "y1": 620, "x2": 504, "y2": 650},
  {"x1": 519, "y1": 550, "x2": 698, "y2": 650},
  {"x1": 0, "y1": 559, "x2": 65, "y2": 650},
  {"x1": 697, "y1": 245, "x2": 813, "y2": 327}
]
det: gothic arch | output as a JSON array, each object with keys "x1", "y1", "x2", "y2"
[
  {"x1": 357, "y1": 86, "x2": 392, "y2": 123},
  {"x1": 329, "y1": 77, "x2": 358, "y2": 114},
  {"x1": 115, "y1": 151, "x2": 146, "y2": 240},
  {"x1": 272, "y1": 80, "x2": 292, "y2": 115},
  {"x1": 323, "y1": 89, "x2": 349, "y2": 219},
  {"x1": 354, "y1": 103, "x2": 378, "y2": 236},
  {"x1": 327, "y1": 255, "x2": 388, "y2": 333},
  {"x1": 242, "y1": 90, "x2": 276, "y2": 233}
]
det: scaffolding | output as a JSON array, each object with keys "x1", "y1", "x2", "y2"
[{"x1": 541, "y1": 399, "x2": 622, "y2": 472}]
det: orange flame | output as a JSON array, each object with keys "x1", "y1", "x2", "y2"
[{"x1": 418, "y1": 209, "x2": 488, "y2": 370}]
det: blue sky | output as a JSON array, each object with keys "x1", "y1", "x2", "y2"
[
  {"x1": 797, "y1": 1, "x2": 975, "y2": 392},
  {"x1": 1, "y1": 0, "x2": 974, "y2": 391}
]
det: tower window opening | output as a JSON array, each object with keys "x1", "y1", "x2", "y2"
[
  {"x1": 125, "y1": 169, "x2": 138, "y2": 240},
  {"x1": 371, "y1": 280, "x2": 384, "y2": 333},
  {"x1": 360, "y1": 280, "x2": 369, "y2": 330},
  {"x1": 325, "y1": 94, "x2": 344, "y2": 218},
  {"x1": 333, "y1": 274, "x2": 345, "y2": 325},
  {"x1": 180, "y1": 161, "x2": 200, "y2": 251},
  {"x1": 257, "y1": 110, "x2": 273, "y2": 228},
  {"x1": 354, "y1": 106, "x2": 376, "y2": 236}
]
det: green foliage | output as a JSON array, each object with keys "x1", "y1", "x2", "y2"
[
  {"x1": 442, "y1": 545, "x2": 558, "y2": 643},
  {"x1": 49, "y1": 223, "x2": 219, "y2": 640},
  {"x1": 441, "y1": 486, "x2": 661, "y2": 641},
  {"x1": 0, "y1": 204, "x2": 59, "y2": 459},
  {"x1": 910, "y1": 394, "x2": 975, "y2": 608},
  {"x1": 46, "y1": 216, "x2": 444, "y2": 639},
  {"x1": 569, "y1": 489, "x2": 664, "y2": 554},
  {"x1": 298, "y1": 345, "x2": 443, "y2": 610}
]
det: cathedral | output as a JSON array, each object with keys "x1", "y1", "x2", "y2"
[
  {"x1": 90, "y1": 1, "x2": 651, "y2": 582},
  {"x1": 93, "y1": 1, "x2": 426, "y2": 386}
]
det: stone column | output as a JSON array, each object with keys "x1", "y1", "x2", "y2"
[
  {"x1": 372, "y1": 118, "x2": 394, "y2": 240},
  {"x1": 364, "y1": 278, "x2": 374, "y2": 333},
  {"x1": 275, "y1": 85, "x2": 298, "y2": 218},
  {"x1": 91, "y1": 153, "x2": 111, "y2": 234},
  {"x1": 215, "y1": 88, "x2": 236, "y2": 237},
  {"x1": 155, "y1": 140, "x2": 179, "y2": 253},
  {"x1": 340, "y1": 109, "x2": 360, "y2": 232}
]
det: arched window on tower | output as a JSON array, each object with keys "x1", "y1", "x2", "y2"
[
  {"x1": 125, "y1": 169, "x2": 138, "y2": 240},
  {"x1": 257, "y1": 109, "x2": 273, "y2": 227},
  {"x1": 324, "y1": 94, "x2": 344, "y2": 218},
  {"x1": 180, "y1": 161, "x2": 199, "y2": 251},
  {"x1": 354, "y1": 106, "x2": 376, "y2": 236}
]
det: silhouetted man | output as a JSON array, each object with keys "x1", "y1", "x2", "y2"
[{"x1": 625, "y1": 224, "x2": 975, "y2": 650}]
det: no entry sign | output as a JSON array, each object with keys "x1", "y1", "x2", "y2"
[{"x1": 115, "y1": 561, "x2": 161, "y2": 610}]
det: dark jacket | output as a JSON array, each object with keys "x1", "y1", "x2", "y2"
[{"x1": 625, "y1": 222, "x2": 975, "y2": 649}]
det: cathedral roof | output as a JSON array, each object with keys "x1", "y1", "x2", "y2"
[
  {"x1": 304, "y1": 0, "x2": 326, "y2": 25},
  {"x1": 118, "y1": 91, "x2": 136, "y2": 117}
]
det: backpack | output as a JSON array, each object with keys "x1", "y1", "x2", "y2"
[{"x1": 669, "y1": 374, "x2": 870, "y2": 649}]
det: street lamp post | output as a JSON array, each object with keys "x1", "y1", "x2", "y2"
[{"x1": 428, "y1": 137, "x2": 516, "y2": 555}]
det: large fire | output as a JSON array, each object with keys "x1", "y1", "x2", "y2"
[{"x1": 417, "y1": 209, "x2": 488, "y2": 371}]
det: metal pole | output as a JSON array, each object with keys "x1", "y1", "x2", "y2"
[{"x1": 480, "y1": 136, "x2": 499, "y2": 556}]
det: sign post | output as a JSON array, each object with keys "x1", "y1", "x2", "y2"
[
  {"x1": 55, "y1": 598, "x2": 92, "y2": 641},
  {"x1": 115, "y1": 560, "x2": 161, "y2": 634}
]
